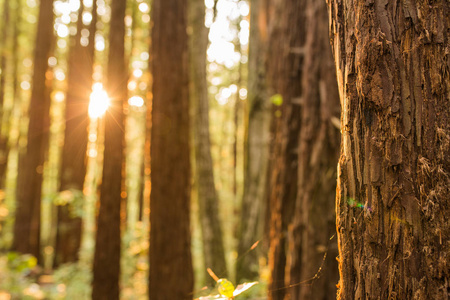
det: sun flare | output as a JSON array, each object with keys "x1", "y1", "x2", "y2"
[{"x1": 88, "y1": 83, "x2": 110, "y2": 119}]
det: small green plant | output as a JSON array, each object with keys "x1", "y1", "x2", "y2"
[{"x1": 195, "y1": 268, "x2": 258, "y2": 300}]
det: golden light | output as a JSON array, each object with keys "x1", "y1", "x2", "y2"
[
  {"x1": 128, "y1": 96, "x2": 144, "y2": 108},
  {"x1": 89, "y1": 83, "x2": 110, "y2": 119}
]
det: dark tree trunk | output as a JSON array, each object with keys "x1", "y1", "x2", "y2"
[
  {"x1": 236, "y1": 0, "x2": 271, "y2": 284},
  {"x1": 188, "y1": 0, "x2": 228, "y2": 283},
  {"x1": 149, "y1": 0, "x2": 193, "y2": 298},
  {"x1": 328, "y1": 0, "x2": 450, "y2": 299},
  {"x1": 54, "y1": 0, "x2": 94, "y2": 267},
  {"x1": 0, "y1": 0, "x2": 10, "y2": 188},
  {"x1": 285, "y1": 1, "x2": 340, "y2": 299},
  {"x1": 92, "y1": 0, "x2": 126, "y2": 298},
  {"x1": 266, "y1": 1, "x2": 305, "y2": 299},
  {"x1": 12, "y1": 0, "x2": 54, "y2": 259}
]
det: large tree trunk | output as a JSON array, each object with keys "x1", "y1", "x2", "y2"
[
  {"x1": 149, "y1": 0, "x2": 194, "y2": 299},
  {"x1": 236, "y1": 0, "x2": 271, "y2": 284},
  {"x1": 328, "y1": 1, "x2": 450, "y2": 299},
  {"x1": 12, "y1": 0, "x2": 54, "y2": 259},
  {"x1": 266, "y1": 0, "x2": 304, "y2": 299},
  {"x1": 54, "y1": 0, "x2": 94, "y2": 267},
  {"x1": 285, "y1": 1, "x2": 340, "y2": 299},
  {"x1": 92, "y1": 0, "x2": 126, "y2": 298},
  {"x1": 188, "y1": 0, "x2": 228, "y2": 283}
]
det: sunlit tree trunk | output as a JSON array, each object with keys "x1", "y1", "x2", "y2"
[
  {"x1": 285, "y1": 1, "x2": 340, "y2": 299},
  {"x1": 328, "y1": 0, "x2": 450, "y2": 299},
  {"x1": 75, "y1": 0, "x2": 97, "y2": 267},
  {"x1": 188, "y1": 0, "x2": 228, "y2": 284},
  {"x1": 54, "y1": 0, "x2": 91, "y2": 267},
  {"x1": 149, "y1": 0, "x2": 193, "y2": 298},
  {"x1": 236, "y1": 0, "x2": 271, "y2": 284},
  {"x1": 12, "y1": 0, "x2": 54, "y2": 260},
  {"x1": 0, "y1": 0, "x2": 10, "y2": 188},
  {"x1": 266, "y1": 0, "x2": 304, "y2": 299},
  {"x1": 92, "y1": 0, "x2": 126, "y2": 298}
]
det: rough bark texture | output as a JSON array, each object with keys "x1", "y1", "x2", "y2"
[
  {"x1": 328, "y1": 0, "x2": 450, "y2": 299},
  {"x1": 266, "y1": 0, "x2": 304, "y2": 299},
  {"x1": 236, "y1": 0, "x2": 271, "y2": 284},
  {"x1": 12, "y1": 0, "x2": 54, "y2": 259},
  {"x1": 55, "y1": 0, "x2": 95, "y2": 266},
  {"x1": 92, "y1": 0, "x2": 126, "y2": 298},
  {"x1": 285, "y1": 1, "x2": 341, "y2": 299},
  {"x1": 149, "y1": 0, "x2": 194, "y2": 299},
  {"x1": 188, "y1": 0, "x2": 228, "y2": 282}
]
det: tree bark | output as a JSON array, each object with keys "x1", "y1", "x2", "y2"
[
  {"x1": 327, "y1": 0, "x2": 450, "y2": 299},
  {"x1": 92, "y1": 0, "x2": 126, "y2": 298},
  {"x1": 285, "y1": 1, "x2": 340, "y2": 299},
  {"x1": 188, "y1": 0, "x2": 228, "y2": 283},
  {"x1": 149, "y1": 0, "x2": 194, "y2": 299},
  {"x1": 236, "y1": 0, "x2": 271, "y2": 284},
  {"x1": 12, "y1": 0, "x2": 54, "y2": 260},
  {"x1": 266, "y1": 0, "x2": 305, "y2": 299}
]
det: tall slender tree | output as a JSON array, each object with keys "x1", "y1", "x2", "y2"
[
  {"x1": 285, "y1": 0, "x2": 340, "y2": 299},
  {"x1": 266, "y1": 0, "x2": 304, "y2": 298},
  {"x1": 328, "y1": 0, "x2": 449, "y2": 299},
  {"x1": 54, "y1": 0, "x2": 96, "y2": 266},
  {"x1": 92, "y1": 0, "x2": 126, "y2": 298},
  {"x1": 0, "y1": 0, "x2": 11, "y2": 188},
  {"x1": 12, "y1": 0, "x2": 54, "y2": 259},
  {"x1": 188, "y1": 0, "x2": 228, "y2": 283},
  {"x1": 149, "y1": 0, "x2": 194, "y2": 298},
  {"x1": 236, "y1": 0, "x2": 271, "y2": 283}
]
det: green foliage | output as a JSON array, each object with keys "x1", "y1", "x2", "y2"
[
  {"x1": 6, "y1": 251, "x2": 37, "y2": 272},
  {"x1": 121, "y1": 222, "x2": 149, "y2": 299},
  {"x1": 0, "y1": 252, "x2": 38, "y2": 298},
  {"x1": 44, "y1": 189, "x2": 85, "y2": 218},
  {"x1": 50, "y1": 263, "x2": 92, "y2": 300}
]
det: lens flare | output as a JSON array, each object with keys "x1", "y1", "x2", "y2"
[{"x1": 88, "y1": 83, "x2": 110, "y2": 119}]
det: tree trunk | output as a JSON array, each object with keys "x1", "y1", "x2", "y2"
[
  {"x1": 188, "y1": 0, "x2": 228, "y2": 283},
  {"x1": 236, "y1": 0, "x2": 271, "y2": 284},
  {"x1": 266, "y1": 1, "x2": 305, "y2": 299},
  {"x1": 285, "y1": 1, "x2": 340, "y2": 299},
  {"x1": 92, "y1": 0, "x2": 126, "y2": 298},
  {"x1": 327, "y1": 0, "x2": 450, "y2": 299},
  {"x1": 12, "y1": 0, "x2": 54, "y2": 260},
  {"x1": 0, "y1": 0, "x2": 10, "y2": 189},
  {"x1": 149, "y1": 0, "x2": 194, "y2": 299},
  {"x1": 54, "y1": 0, "x2": 90, "y2": 267}
]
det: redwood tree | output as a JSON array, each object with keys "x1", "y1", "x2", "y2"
[
  {"x1": 267, "y1": 0, "x2": 341, "y2": 299},
  {"x1": 188, "y1": 0, "x2": 228, "y2": 283},
  {"x1": 0, "y1": 0, "x2": 11, "y2": 188},
  {"x1": 236, "y1": 0, "x2": 271, "y2": 283},
  {"x1": 285, "y1": 0, "x2": 340, "y2": 298},
  {"x1": 266, "y1": 0, "x2": 304, "y2": 298},
  {"x1": 12, "y1": 0, "x2": 54, "y2": 259},
  {"x1": 328, "y1": 0, "x2": 450, "y2": 299},
  {"x1": 149, "y1": 0, "x2": 194, "y2": 298},
  {"x1": 55, "y1": 0, "x2": 97, "y2": 266},
  {"x1": 92, "y1": 0, "x2": 126, "y2": 298}
]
